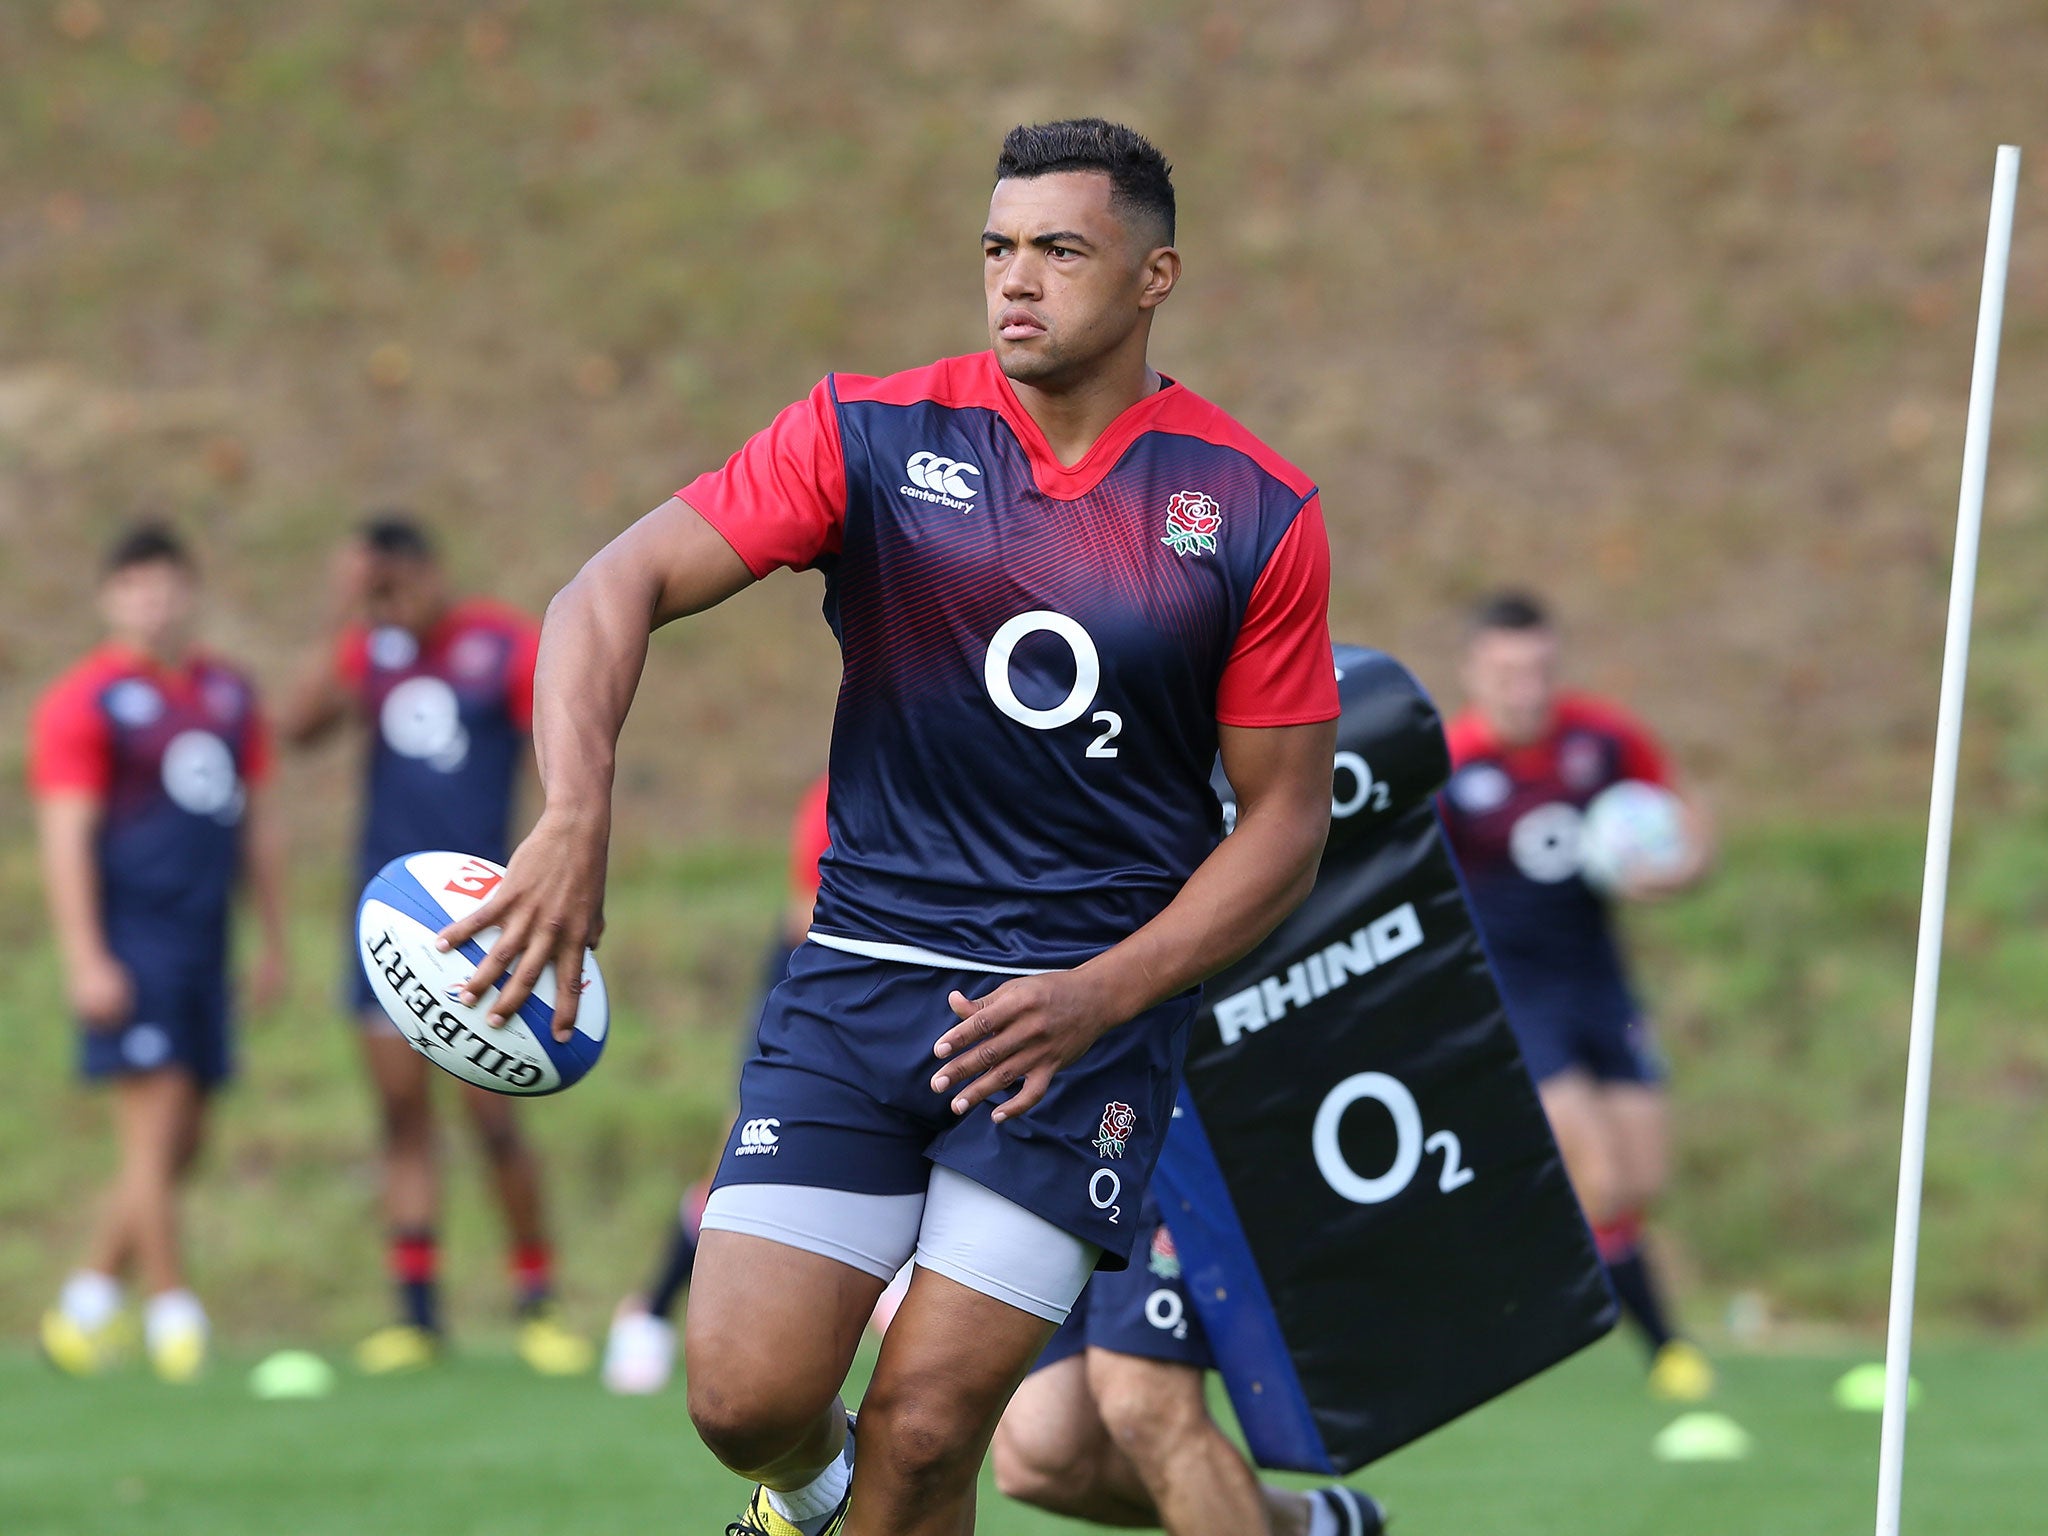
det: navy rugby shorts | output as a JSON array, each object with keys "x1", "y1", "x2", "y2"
[
  {"x1": 80, "y1": 929, "x2": 232, "y2": 1089},
  {"x1": 711, "y1": 940, "x2": 1195, "y2": 1268}
]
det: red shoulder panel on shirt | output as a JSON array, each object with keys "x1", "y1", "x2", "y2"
[
  {"x1": 1443, "y1": 708, "x2": 1497, "y2": 768},
  {"x1": 28, "y1": 648, "x2": 127, "y2": 797},
  {"x1": 831, "y1": 353, "x2": 1009, "y2": 410},
  {"x1": 678, "y1": 377, "x2": 848, "y2": 579},
  {"x1": 1214, "y1": 496, "x2": 1339, "y2": 728},
  {"x1": 1144, "y1": 386, "x2": 1318, "y2": 501}
]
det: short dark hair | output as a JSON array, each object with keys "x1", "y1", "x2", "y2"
[
  {"x1": 995, "y1": 119, "x2": 1175, "y2": 244},
  {"x1": 103, "y1": 521, "x2": 194, "y2": 577},
  {"x1": 360, "y1": 511, "x2": 436, "y2": 561},
  {"x1": 1469, "y1": 589, "x2": 1551, "y2": 633}
]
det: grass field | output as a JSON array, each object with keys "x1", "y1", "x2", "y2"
[{"x1": 1, "y1": 1333, "x2": 2036, "y2": 1535}]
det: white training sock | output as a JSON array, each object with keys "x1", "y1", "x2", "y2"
[
  {"x1": 765, "y1": 1424, "x2": 854, "y2": 1526},
  {"x1": 144, "y1": 1289, "x2": 207, "y2": 1349},
  {"x1": 60, "y1": 1271, "x2": 122, "y2": 1331}
]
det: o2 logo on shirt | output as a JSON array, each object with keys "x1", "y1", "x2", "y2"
[
  {"x1": 982, "y1": 610, "x2": 1122, "y2": 759},
  {"x1": 1509, "y1": 801, "x2": 1584, "y2": 883},
  {"x1": 105, "y1": 679, "x2": 164, "y2": 728},
  {"x1": 380, "y1": 677, "x2": 471, "y2": 772},
  {"x1": 161, "y1": 729, "x2": 243, "y2": 822}
]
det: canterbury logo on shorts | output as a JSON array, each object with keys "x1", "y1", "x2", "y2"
[{"x1": 735, "y1": 1117, "x2": 782, "y2": 1155}]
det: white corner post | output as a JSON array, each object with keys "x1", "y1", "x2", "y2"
[{"x1": 1874, "y1": 143, "x2": 2021, "y2": 1536}]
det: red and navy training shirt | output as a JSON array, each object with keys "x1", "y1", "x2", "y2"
[
  {"x1": 681, "y1": 350, "x2": 1338, "y2": 973},
  {"x1": 29, "y1": 646, "x2": 270, "y2": 938},
  {"x1": 1439, "y1": 694, "x2": 1670, "y2": 976},
  {"x1": 336, "y1": 598, "x2": 539, "y2": 879}
]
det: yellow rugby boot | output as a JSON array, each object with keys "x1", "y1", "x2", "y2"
[
  {"x1": 514, "y1": 1306, "x2": 593, "y2": 1377},
  {"x1": 148, "y1": 1320, "x2": 208, "y2": 1383},
  {"x1": 725, "y1": 1483, "x2": 849, "y2": 1536},
  {"x1": 355, "y1": 1322, "x2": 442, "y2": 1375},
  {"x1": 1649, "y1": 1339, "x2": 1717, "y2": 1403},
  {"x1": 39, "y1": 1309, "x2": 128, "y2": 1377}
]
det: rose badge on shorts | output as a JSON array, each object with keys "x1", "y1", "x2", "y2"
[
  {"x1": 1160, "y1": 491, "x2": 1222, "y2": 558},
  {"x1": 1094, "y1": 1100, "x2": 1138, "y2": 1159}
]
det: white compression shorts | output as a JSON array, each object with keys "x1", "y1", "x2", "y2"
[{"x1": 700, "y1": 1165, "x2": 1101, "y2": 1324}]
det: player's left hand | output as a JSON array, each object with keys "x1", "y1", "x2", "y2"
[{"x1": 931, "y1": 972, "x2": 1119, "y2": 1122}]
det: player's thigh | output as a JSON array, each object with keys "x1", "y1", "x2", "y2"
[
  {"x1": 357, "y1": 1026, "x2": 435, "y2": 1119},
  {"x1": 1537, "y1": 1069, "x2": 1622, "y2": 1218},
  {"x1": 1600, "y1": 1081, "x2": 1669, "y2": 1206},
  {"x1": 684, "y1": 1228, "x2": 888, "y2": 1435},
  {"x1": 110, "y1": 1067, "x2": 202, "y2": 1175}
]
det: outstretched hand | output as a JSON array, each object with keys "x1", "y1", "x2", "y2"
[
  {"x1": 930, "y1": 970, "x2": 1123, "y2": 1122},
  {"x1": 436, "y1": 810, "x2": 609, "y2": 1041}
]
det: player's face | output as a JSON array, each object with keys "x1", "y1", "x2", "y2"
[
  {"x1": 99, "y1": 559, "x2": 196, "y2": 656},
  {"x1": 983, "y1": 172, "x2": 1177, "y2": 389},
  {"x1": 1463, "y1": 626, "x2": 1559, "y2": 746},
  {"x1": 361, "y1": 552, "x2": 447, "y2": 636}
]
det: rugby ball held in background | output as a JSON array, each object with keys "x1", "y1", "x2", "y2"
[
  {"x1": 357, "y1": 851, "x2": 608, "y2": 1095},
  {"x1": 1577, "y1": 780, "x2": 1691, "y2": 894}
]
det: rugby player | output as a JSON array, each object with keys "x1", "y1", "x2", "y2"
[
  {"x1": 441, "y1": 118, "x2": 1339, "y2": 1535},
  {"x1": 604, "y1": 772, "x2": 830, "y2": 1396},
  {"x1": 993, "y1": 1191, "x2": 1386, "y2": 1536},
  {"x1": 1439, "y1": 590, "x2": 1714, "y2": 1401},
  {"x1": 280, "y1": 516, "x2": 590, "y2": 1377},
  {"x1": 31, "y1": 524, "x2": 287, "y2": 1381}
]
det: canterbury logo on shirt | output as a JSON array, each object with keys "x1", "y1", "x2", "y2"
[
  {"x1": 901, "y1": 450, "x2": 982, "y2": 509},
  {"x1": 735, "y1": 1117, "x2": 782, "y2": 1155}
]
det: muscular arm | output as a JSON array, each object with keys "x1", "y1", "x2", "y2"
[
  {"x1": 36, "y1": 793, "x2": 130, "y2": 1027},
  {"x1": 440, "y1": 497, "x2": 756, "y2": 1029},
  {"x1": 932, "y1": 717, "x2": 1336, "y2": 1120}
]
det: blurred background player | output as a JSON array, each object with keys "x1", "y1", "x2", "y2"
[
  {"x1": 993, "y1": 1190, "x2": 1385, "y2": 1536},
  {"x1": 1439, "y1": 590, "x2": 1714, "y2": 1401},
  {"x1": 280, "y1": 514, "x2": 589, "y2": 1377},
  {"x1": 602, "y1": 771, "x2": 830, "y2": 1395},
  {"x1": 29, "y1": 523, "x2": 287, "y2": 1382}
]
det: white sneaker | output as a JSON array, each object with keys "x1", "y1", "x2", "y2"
[{"x1": 601, "y1": 1301, "x2": 676, "y2": 1395}]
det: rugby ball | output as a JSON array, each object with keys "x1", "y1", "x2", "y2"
[
  {"x1": 1577, "y1": 781, "x2": 1690, "y2": 895},
  {"x1": 356, "y1": 851, "x2": 608, "y2": 1095}
]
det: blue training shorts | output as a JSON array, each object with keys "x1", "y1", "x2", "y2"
[
  {"x1": 81, "y1": 934, "x2": 232, "y2": 1090},
  {"x1": 1494, "y1": 962, "x2": 1665, "y2": 1087},
  {"x1": 711, "y1": 941, "x2": 1195, "y2": 1269},
  {"x1": 1035, "y1": 1191, "x2": 1213, "y2": 1372}
]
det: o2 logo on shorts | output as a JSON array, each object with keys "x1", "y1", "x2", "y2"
[
  {"x1": 1088, "y1": 1168, "x2": 1122, "y2": 1225},
  {"x1": 380, "y1": 677, "x2": 470, "y2": 772},
  {"x1": 983, "y1": 610, "x2": 1122, "y2": 760},
  {"x1": 1311, "y1": 1071, "x2": 1475, "y2": 1206},
  {"x1": 1145, "y1": 1287, "x2": 1190, "y2": 1340},
  {"x1": 161, "y1": 729, "x2": 243, "y2": 822}
]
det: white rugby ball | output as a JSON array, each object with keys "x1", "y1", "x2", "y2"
[
  {"x1": 356, "y1": 850, "x2": 608, "y2": 1095},
  {"x1": 1578, "y1": 780, "x2": 1690, "y2": 895}
]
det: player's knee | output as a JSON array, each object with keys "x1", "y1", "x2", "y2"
[
  {"x1": 686, "y1": 1378, "x2": 821, "y2": 1478},
  {"x1": 378, "y1": 1088, "x2": 433, "y2": 1151},
  {"x1": 469, "y1": 1108, "x2": 525, "y2": 1166},
  {"x1": 861, "y1": 1377, "x2": 988, "y2": 1503},
  {"x1": 1089, "y1": 1360, "x2": 1206, "y2": 1470}
]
